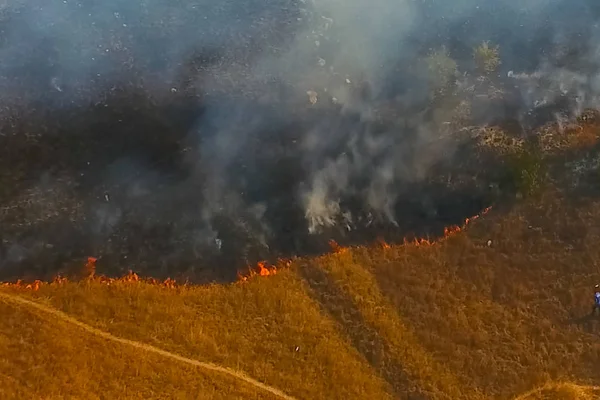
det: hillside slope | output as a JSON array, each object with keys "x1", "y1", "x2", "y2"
[
  {"x1": 2, "y1": 189, "x2": 600, "y2": 399},
  {"x1": 0, "y1": 301, "x2": 282, "y2": 400}
]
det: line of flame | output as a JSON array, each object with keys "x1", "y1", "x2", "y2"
[
  {"x1": 237, "y1": 206, "x2": 492, "y2": 282},
  {"x1": 1, "y1": 206, "x2": 492, "y2": 289}
]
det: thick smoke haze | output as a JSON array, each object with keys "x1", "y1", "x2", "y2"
[{"x1": 0, "y1": 0, "x2": 599, "y2": 280}]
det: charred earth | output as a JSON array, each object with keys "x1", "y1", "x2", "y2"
[{"x1": 1, "y1": 0, "x2": 600, "y2": 283}]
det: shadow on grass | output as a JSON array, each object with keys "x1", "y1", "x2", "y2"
[
  {"x1": 567, "y1": 312, "x2": 600, "y2": 335},
  {"x1": 297, "y1": 261, "x2": 427, "y2": 400}
]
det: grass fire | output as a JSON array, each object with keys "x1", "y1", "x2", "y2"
[{"x1": 2, "y1": 0, "x2": 600, "y2": 398}]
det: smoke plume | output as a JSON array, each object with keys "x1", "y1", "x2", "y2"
[{"x1": 0, "y1": 0, "x2": 599, "y2": 281}]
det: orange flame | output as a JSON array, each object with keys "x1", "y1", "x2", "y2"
[
  {"x1": 1, "y1": 257, "x2": 183, "y2": 291},
  {"x1": 403, "y1": 237, "x2": 434, "y2": 246},
  {"x1": 378, "y1": 238, "x2": 391, "y2": 250},
  {"x1": 238, "y1": 206, "x2": 491, "y2": 281},
  {"x1": 328, "y1": 239, "x2": 349, "y2": 254},
  {"x1": 85, "y1": 256, "x2": 98, "y2": 278},
  {"x1": 237, "y1": 260, "x2": 281, "y2": 282},
  {"x1": 367, "y1": 206, "x2": 493, "y2": 251},
  {"x1": 257, "y1": 261, "x2": 272, "y2": 276},
  {"x1": 444, "y1": 225, "x2": 461, "y2": 236},
  {"x1": 1, "y1": 206, "x2": 492, "y2": 287}
]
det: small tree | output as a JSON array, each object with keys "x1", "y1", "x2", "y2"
[
  {"x1": 424, "y1": 46, "x2": 458, "y2": 99},
  {"x1": 504, "y1": 145, "x2": 546, "y2": 198},
  {"x1": 473, "y1": 41, "x2": 501, "y2": 75}
]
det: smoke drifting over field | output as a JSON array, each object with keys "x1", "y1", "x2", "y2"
[{"x1": 0, "y1": 0, "x2": 599, "y2": 281}]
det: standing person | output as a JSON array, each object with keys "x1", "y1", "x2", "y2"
[{"x1": 594, "y1": 284, "x2": 600, "y2": 316}]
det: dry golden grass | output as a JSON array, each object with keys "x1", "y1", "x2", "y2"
[
  {"x1": 475, "y1": 125, "x2": 525, "y2": 155},
  {"x1": 1, "y1": 271, "x2": 394, "y2": 399},
  {"x1": 0, "y1": 301, "x2": 280, "y2": 400},
  {"x1": 298, "y1": 252, "x2": 482, "y2": 400},
  {"x1": 471, "y1": 110, "x2": 600, "y2": 158},
  {"x1": 2, "y1": 188, "x2": 600, "y2": 399},
  {"x1": 515, "y1": 383, "x2": 600, "y2": 400},
  {"x1": 368, "y1": 189, "x2": 600, "y2": 399},
  {"x1": 537, "y1": 119, "x2": 600, "y2": 153}
]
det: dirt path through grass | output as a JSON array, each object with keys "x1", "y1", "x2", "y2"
[
  {"x1": 0, "y1": 290, "x2": 298, "y2": 400},
  {"x1": 512, "y1": 383, "x2": 600, "y2": 400}
]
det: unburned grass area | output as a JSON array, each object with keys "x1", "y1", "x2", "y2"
[
  {"x1": 0, "y1": 301, "x2": 280, "y2": 400},
  {"x1": 514, "y1": 382, "x2": 600, "y2": 400},
  {"x1": 12, "y1": 270, "x2": 393, "y2": 400},
  {"x1": 367, "y1": 190, "x2": 600, "y2": 399},
  {"x1": 298, "y1": 252, "x2": 483, "y2": 400}
]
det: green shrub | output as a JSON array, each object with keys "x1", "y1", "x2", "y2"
[
  {"x1": 473, "y1": 41, "x2": 501, "y2": 75},
  {"x1": 504, "y1": 146, "x2": 546, "y2": 197},
  {"x1": 424, "y1": 46, "x2": 458, "y2": 99}
]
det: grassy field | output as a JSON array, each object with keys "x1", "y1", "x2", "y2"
[
  {"x1": 0, "y1": 301, "x2": 283, "y2": 400},
  {"x1": 2, "y1": 187, "x2": 600, "y2": 399}
]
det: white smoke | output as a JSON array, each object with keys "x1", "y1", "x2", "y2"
[{"x1": 2, "y1": 0, "x2": 600, "y2": 276}]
